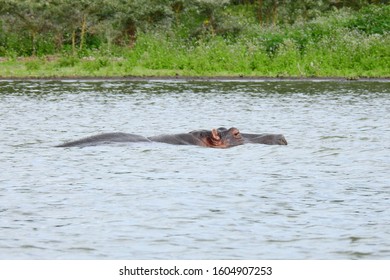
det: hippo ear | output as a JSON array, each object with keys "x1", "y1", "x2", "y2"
[{"x1": 211, "y1": 128, "x2": 220, "y2": 140}]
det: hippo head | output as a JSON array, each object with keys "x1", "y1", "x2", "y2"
[{"x1": 191, "y1": 127, "x2": 244, "y2": 148}]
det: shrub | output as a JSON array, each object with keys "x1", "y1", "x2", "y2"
[
  {"x1": 346, "y1": 5, "x2": 390, "y2": 34},
  {"x1": 56, "y1": 56, "x2": 80, "y2": 68}
]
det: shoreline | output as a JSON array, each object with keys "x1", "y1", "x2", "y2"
[{"x1": 1, "y1": 75, "x2": 389, "y2": 82}]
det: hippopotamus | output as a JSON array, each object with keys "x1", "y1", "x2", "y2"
[{"x1": 55, "y1": 127, "x2": 287, "y2": 148}]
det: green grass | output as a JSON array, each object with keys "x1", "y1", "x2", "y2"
[
  {"x1": 1, "y1": 32, "x2": 388, "y2": 78},
  {"x1": 1, "y1": 7, "x2": 389, "y2": 78}
]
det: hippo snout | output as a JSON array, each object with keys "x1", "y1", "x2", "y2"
[{"x1": 277, "y1": 135, "x2": 288, "y2": 145}]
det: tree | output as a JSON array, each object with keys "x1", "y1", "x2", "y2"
[
  {"x1": 0, "y1": 0, "x2": 54, "y2": 55},
  {"x1": 49, "y1": 0, "x2": 103, "y2": 54},
  {"x1": 103, "y1": 0, "x2": 174, "y2": 47}
]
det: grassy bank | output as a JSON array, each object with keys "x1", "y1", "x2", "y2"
[{"x1": 1, "y1": 5, "x2": 389, "y2": 78}]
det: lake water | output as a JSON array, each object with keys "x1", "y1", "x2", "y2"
[{"x1": 0, "y1": 79, "x2": 389, "y2": 259}]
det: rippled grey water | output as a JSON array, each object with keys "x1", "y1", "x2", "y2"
[{"x1": 0, "y1": 79, "x2": 389, "y2": 259}]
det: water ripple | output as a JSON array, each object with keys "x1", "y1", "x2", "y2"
[{"x1": 0, "y1": 80, "x2": 389, "y2": 259}]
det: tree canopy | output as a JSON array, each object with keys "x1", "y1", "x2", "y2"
[{"x1": 0, "y1": 0, "x2": 388, "y2": 56}]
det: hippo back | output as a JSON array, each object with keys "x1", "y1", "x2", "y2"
[
  {"x1": 56, "y1": 132, "x2": 150, "y2": 147},
  {"x1": 148, "y1": 132, "x2": 203, "y2": 146}
]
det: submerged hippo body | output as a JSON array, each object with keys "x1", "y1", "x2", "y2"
[
  {"x1": 55, "y1": 132, "x2": 150, "y2": 147},
  {"x1": 56, "y1": 127, "x2": 244, "y2": 148}
]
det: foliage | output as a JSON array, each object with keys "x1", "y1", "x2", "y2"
[
  {"x1": 0, "y1": 0, "x2": 389, "y2": 77},
  {"x1": 345, "y1": 4, "x2": 390, "y2": 34}
]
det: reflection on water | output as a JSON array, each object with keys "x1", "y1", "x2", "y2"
[{"x1": 0, "y1": 79, "x2": 389, "y2": 259}]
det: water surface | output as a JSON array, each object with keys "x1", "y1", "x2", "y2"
[{"x1": 0, "y1": 79, "x2": 389, "y2": 259}]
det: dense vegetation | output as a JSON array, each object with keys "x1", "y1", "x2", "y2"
[{"x1": 0, "y1": 0, "x2": 389, "y2": 77}]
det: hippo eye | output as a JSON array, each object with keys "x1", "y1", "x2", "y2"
[{"x1": 233, "y1": 131, "x2": 240, "y2": 137}]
